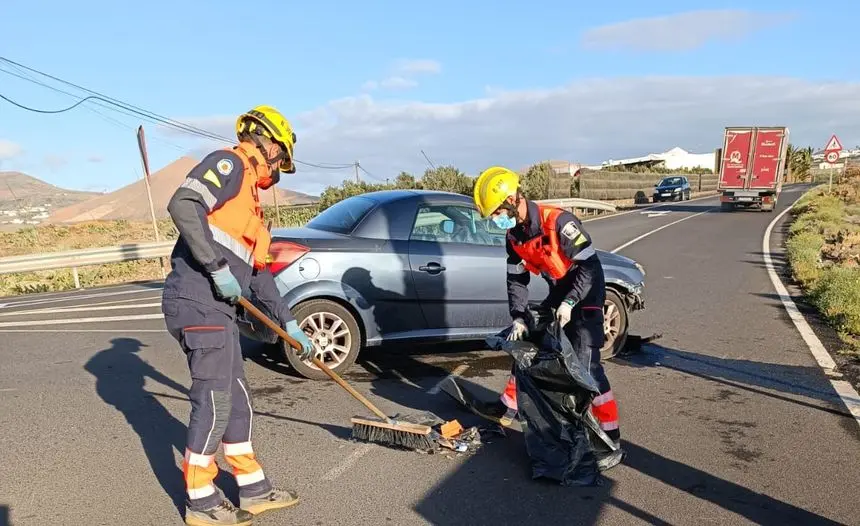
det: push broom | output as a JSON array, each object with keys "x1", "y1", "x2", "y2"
[{"x1": 237, "y1": 297, "x2": 442, "y2": 451}]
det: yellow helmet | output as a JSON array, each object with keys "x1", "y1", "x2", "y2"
[
  {"x1": 473, "y1": 166, "x2": 520, "y2": 218},
  {"x1": 236, "y1": 105, "x2": 297, "y2": 173}
]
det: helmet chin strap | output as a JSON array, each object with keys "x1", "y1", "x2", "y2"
[
  {"x1": 249, "y1": 133, "x2": 287, "y2": 188},
  {"x1": 499, "y1": 193, "x2": 522, "y2": 222}
]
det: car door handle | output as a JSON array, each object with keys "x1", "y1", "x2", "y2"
[{"x1": 418, "y1": 262, "x2": 446, "y2": 273}]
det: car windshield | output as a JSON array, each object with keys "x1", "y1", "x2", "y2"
[
  {"x1": 306, "y1": 196, "x2": 377, "y2": 233},
  {"x1": 659, "y1": 177, "x2": 683, "y2": 186}
]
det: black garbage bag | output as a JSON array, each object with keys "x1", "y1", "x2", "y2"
[{"x1": 486, "y1": 308, "x2": 604, "y2": 487}]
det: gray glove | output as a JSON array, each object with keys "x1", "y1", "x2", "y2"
[
  {"x1": 210, "y1": 265, "x2": 241, "y2": 303},
  {"x1": 506, "y1": 317, "x2": 529, "y2": 341}
]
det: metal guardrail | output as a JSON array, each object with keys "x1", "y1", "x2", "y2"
[
  {"x1": 0, "y1": 199, "x2": 617, "y2": 281},
  {"x1": 0, "y1": 241, "x2": 176, "y2": 275}
]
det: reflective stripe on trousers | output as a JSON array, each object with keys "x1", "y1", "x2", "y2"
[{"x1": 162, "y1": 297, "x2": 273, "y2": 510}]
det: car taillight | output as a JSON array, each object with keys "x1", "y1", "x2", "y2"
[{"x1": 267, "y1": 240, "x2": 310, "y2": 275}]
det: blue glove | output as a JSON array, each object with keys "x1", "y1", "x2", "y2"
[
  {"x1": 285, "y1": 320, "x2": 315, "y2": 361},
  {"x1": 210, "y1": 266, "x2": 241, "y2": 303}
]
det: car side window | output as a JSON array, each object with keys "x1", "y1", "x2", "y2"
[{"x1": 410, "y1": 205, "x2": 506, "y2": 246}]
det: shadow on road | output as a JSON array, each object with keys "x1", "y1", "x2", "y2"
[
  {"x1": 615, "y1": 343, "x2": 858, "y2": 422},
  {"x1": 83, "y1": 337, "x2": 240, "y2": 518}
]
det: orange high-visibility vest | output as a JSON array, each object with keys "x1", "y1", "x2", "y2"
[
  {"x1": 507, "y1": 204, "x2": 574, "y2": 280},
  {"x1": 206, "y1": 142, "x2": 271, "y2": 270}
]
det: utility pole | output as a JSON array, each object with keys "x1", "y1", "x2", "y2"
[{"x1": 354, "y1": 161, "x2": 360, "y2": 183}]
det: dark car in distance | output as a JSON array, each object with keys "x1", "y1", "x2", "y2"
[{"x1": 652, "y1": 176, "x2": 692, "y2": 202}]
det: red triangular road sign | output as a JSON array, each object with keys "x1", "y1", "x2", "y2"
[{"x1": 824, "y1": 134, "x2": 843, "y2": 152}]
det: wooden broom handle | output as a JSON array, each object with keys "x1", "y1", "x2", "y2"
[{"x1": 237, "y1": 297, "x2": 389, "y2": 421}]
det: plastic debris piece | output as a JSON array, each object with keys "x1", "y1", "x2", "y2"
[{"x1": 441, "y1": 419, "x2": 464, "y2": 438}]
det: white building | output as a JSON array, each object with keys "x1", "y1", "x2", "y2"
[{"x1": 600, "y1": 147, "x2": 716, "y2": 171}]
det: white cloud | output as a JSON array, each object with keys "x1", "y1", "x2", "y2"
[
  {"x1": 393, "y1": 59, "x2": 442, "y2": 75},
  {"x1": 172, "y1": 75, "x2": 860, "y2": 196},
  {"x1": 0, "y1": 139, "x2": 23, "y2": 160},
  {"x1": 362, "y1": 59, "x2": 441, "y2": 91},
  {"x1": 580, "y1": 10, "x2": 796, "y2": 52},
  {"x1": 87, "y1": 155, "x2": 104, "y2": 163},
  {"x1": 363, "y1": 76, "x2": 419, "y2": 91}
]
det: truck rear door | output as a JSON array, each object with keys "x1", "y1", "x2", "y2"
[
  {"x1": 720, "y1": 127, "x2": 754, "y2": 189},
  {"x1": 748, "y1": 127, "x2": 788, "y2": 190}
]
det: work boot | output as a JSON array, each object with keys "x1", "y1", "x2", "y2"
[
  {"x1": 596, "y1": 440, "x2": 625, "y2": 472},
  {"x1": 185, "y1": 499, "x2": 253, "y2": 526},
  {"x1": 471, "y1": 399, "x2": 518, "y2": 427},
  {"x1": 239, "y1": 488, "x2": 300, "y2": 515}
]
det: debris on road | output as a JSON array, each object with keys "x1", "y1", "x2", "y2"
[
  {"x1": 618, "y1": 332, "x2": 664, "y2": 356},
  {"x1": 352, "y1": 410, "x2": 484, "y2": 455}
]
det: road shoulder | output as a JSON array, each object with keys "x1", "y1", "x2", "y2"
[{"x1": 766, "y1": 200, "x2": 860, "y2": 426}]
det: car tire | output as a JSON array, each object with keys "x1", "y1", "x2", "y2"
[
  {"x1": 600, "y1": 289, "x2": 628, "y2": 361},
  {"x1": 283, "y1": 299, "x2": 361, "y2": 381}
]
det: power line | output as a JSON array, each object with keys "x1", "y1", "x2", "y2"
[
  {"x1": 0, "y1": 64, "x2": 188, "y2": 152},
  {"x1": 0, "y1": 55, "x2": 356, "y2": 169}
]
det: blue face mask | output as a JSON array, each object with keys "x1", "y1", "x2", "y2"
[{"x1": 492, "y1": 212, "x2": 516, "y2": 230}]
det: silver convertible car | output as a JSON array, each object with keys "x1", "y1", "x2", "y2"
[{"x1": 239, "y1": 189, "x2": 646, "y2": 380}]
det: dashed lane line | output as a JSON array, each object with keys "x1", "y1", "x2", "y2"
[
  {"x1": 763, "y1": 205, "x2": 860, "y2": 431},
  {"x1": 610, "y1": 209, "x2": 714, "y2": 254},
  {"x1": 0, "y1": 313, "x2": 164, "y2": 328},
  {"x1": 0, "y1": 302, "x2": 162, "y2": 317},
  {"x1": 0, "y1": 287, "x2": 161, "y2": 309},
  {"x1": 320, "y1": 443, "x2": 375, "y2": 482},
  {"x1": 581, "y1": 193, "x2": 718, "y2": 224},
  {"x1": 0, "y1": 329, "x2": 167, "y2": 333}
]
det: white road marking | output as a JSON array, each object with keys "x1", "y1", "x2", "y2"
[
  {"x1": 428, "y1": 364, "x2": 470, "y2": 395},
  {"x1": 321, "y1": 443, "x2": 374, "y2": 481},
  {"x1": 610, "y1": 209, "x2": 714, "y2": 253},
  {"x1": 641, "y1": 210, "x2": 672, "y2": 218},
  {"x1": 0, "y1": 288, "x2": 161, "y2": 309},
  {"x1": 581, "y1": 193, "x2": 717, "y2": 224},
  {"x1": 763, "y1": 205, "x2": 860, "y2": 430},
  {"x1": 0, "y1": 302, "x2": 162, "y2": 317},
  {"x1": 0, "y1": 329, "x2": 167, "y2": 333},
  {"x1": 0, "y1": 313, "x2": 164, "y2": 328}
]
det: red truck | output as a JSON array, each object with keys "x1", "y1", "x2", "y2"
[{"x1": 716, "y1": 126, "x2": 789, "y2": 212}]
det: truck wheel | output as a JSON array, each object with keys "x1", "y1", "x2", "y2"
[{"x1": 283, "y1": 299, "x2": 361, "y2": 380}]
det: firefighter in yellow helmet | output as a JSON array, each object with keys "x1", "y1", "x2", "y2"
[
  {"x1": 473, "y1": 166, "x2": 624, "y2": 472},
  {"x1": 162, "y1": 105, "x2": 314, "y2": 525}
]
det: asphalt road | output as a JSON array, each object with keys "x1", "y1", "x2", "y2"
[{"x1": 2, "y1": 185, "x2": 859, "y2": 526}]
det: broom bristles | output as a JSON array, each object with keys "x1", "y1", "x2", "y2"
[{"x1": 351, "y1": 417, "x2": 437, "y2": 451}]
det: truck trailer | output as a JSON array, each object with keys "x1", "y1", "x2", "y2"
[{"x1": 717, "y1": 126, "x2": 789, "y2": 212}]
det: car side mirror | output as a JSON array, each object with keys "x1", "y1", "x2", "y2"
[{"x1": 440, "y1": 219, "x2": 455, "y2": 235}]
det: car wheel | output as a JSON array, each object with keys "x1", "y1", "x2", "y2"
[
  {"x1": 283, "y1": 299, "x2": 361, "y2": 380},
  {"x1": 600, "y1": 289, "x2": 628, "y2": 361}
]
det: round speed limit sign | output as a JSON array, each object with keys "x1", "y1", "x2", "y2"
[{"x1": 825, "y1": 151, "x2": 840, "y2": 163}]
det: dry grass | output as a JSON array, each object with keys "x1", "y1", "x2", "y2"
[
  {"x1": 0, "y1": 205, "x2": 319, "y2": 297},
  {"x1": 786, "y1": 168, "x2": 860, "y2": 356}
]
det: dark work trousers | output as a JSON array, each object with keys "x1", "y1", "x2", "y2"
[
  {"x1": 563, "y1": 305, "x2": 621, "y2": 444},
  {"x1": 162, "y1": 296, "x2": 273, "y2": 511}
]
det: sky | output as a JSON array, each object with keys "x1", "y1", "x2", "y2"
[{"x1": 1, "y1": 0, "x2": 859, "y2": 196}]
